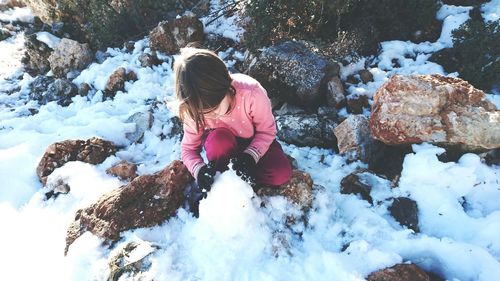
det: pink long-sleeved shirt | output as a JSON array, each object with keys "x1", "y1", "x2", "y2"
[{"x1": 181, "y1": 73, "x2": 277, "y2": 177}]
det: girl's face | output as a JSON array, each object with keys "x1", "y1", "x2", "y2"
[{"x1": 203, "y1": 93, "x2": 231, "y2": 118}]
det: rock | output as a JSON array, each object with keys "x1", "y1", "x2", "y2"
[
  {"x1": 108, "y1": 242, "x2": 159, "y2": 281},
  {"x1": 359, "y1": 69, "x2": 374, "y2": 84},
  {"x1": 78, "y1": 83, "x2": 91, "y2": 96},
  {"x1": 126, "y1": 70, "x2": 137, "y2": 82},
  {"x1": 368, "y1": 142, "x2": 413, "y2": 181},
  {"x1": 0, "y1": 0, "x2": 25, "y2": 9},
  {"x1": 123, "y1": 41, "x2": 135, "y2": 53},
  {"x1": 326, "y1": 76, "x2": 346, "y2": 108},
  {"x1": 167, "y1": 116, "x2": 184, "y2": 138},
  {"x1": 105, "y1": 67, "x2": 127, "y2": 98},
  {"x1": 43, "y1": 78, "x2": 78, "y2": 106},
  {"x1": 389, "y1": 197, "x2": 419, "y2": 232},
  {"x1": 334, "y1": 114, "x2": 373, "y2": 162},
  {"x1": 23, "y1": 33, "x2": 52, "y2": 75},
  {"x1": 347, "y1": 94, "x2": 369, "y2": 114},
  {"x1": 65, "y1": 160, "x2": 193, "y2": 254},
  {"x1": 36, "y1": 137, "x2": 116, "y2": 185},
  {"x1": 340, "y1": 172, "x2": 373, "y2": 204},
  {"x1": 106, "y1": 161, "x2": 138, "y2": 181},
  {"x1": 317, "y1": 106, "x2": 338, "y2": 119},
  {"x1": 346, "y1": 74, "x2": 359, "y2": 84},
  {"x1": 191, "y1": 0, "x2": 210, "y2": 17},
  {"x1": 256, "y1": 170, "x2": 315, "y2": 211},
  {"x1": 125, "y1": 112, "x2": 154, "y2": 143},
  {"x1": 149, "y1": 13, "x2": 204, "y2": 55},
  {"x1": 0, "y1": 28, "x2": 11, "y2": 41},
  {"x1": 274, "y1": 102, "x2": 306, "y2": 116},
  {"x1": 481, "y1": 149, "x2": 500, "y2": 166},
  {"x1": 48, "y1": 38, "x2": 93, "y2": 78},
  {"x1": 29, "y1": 76, "x2": 55, "y2": 101},
  {"x1": 275, "y1": 114, "x2": 337, "y2": 148},
  {"x1": 138, "y1": 53, "x2": 161, "y2": 68},
  {"x1": 245, "y1": 41, "x2": 336, "y2": 106},
  {"x1": 370, "y1": 74, "x2": 500, "y2": 150},
  {"x1": 23, "y1": 0, "x2": 182, "y2": 50},
  {"x1": 367, "y1": 264, "x2": 438, "y2": 281}
]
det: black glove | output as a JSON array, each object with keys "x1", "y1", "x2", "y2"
[
  {"x1": 231, "y1": 152, "x2": 257, "y2": 184},
  {"x1": 196, "y1": 163, "x2": 216, "y2": 193}
]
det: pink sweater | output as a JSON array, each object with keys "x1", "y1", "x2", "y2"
[{"x1": 181, "y1": 73, "x2": 277, "y2": 177}]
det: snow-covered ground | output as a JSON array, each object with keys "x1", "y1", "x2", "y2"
[{"x1": 0, "y1": 3, "x2": 499, "y2": 281}]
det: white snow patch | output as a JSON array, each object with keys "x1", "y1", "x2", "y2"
[{"x1": 36, "y1": 31, "x2": 61, "y2": 49}]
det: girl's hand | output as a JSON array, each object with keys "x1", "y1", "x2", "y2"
[
  {"x1": 231, "y1": 153, "x2": 257, "y2": 185},
  {"x1": 196, "y1": 164, "x2": 216, "y2": 192}
]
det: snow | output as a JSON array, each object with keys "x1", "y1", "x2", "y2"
[
  {"x1": 35, "y1": 31, "x2": 61, "y2": 49},
  {"x1": 0, "y1": 7, "x2": 34, "y2": 23},
  {"x1": 482, "y1": 0, "x2": 500, "y2": 22},
  {"x1": 1, "y1": 2, "x2": 500, "y2": 281},
  {"x1": 201, "y1": 0, "x2": 246, "y2": 42}
]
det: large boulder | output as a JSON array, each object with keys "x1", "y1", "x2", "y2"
[
  {"x1": 23, "y1": 0, "x2": 183, "y2": 49},
  {"x1": 65, "y1": 160, "x2": 193, "y2": 254},
  {"x1": 36, "y1": 137, "x2": 116, "y2": 185},
  {"x1": 275, "y1": 114, "x2": 337, "y2": 148},
  {"x1": 370, "y1": 74, "x2": 500, "y2": 150},
  {"x1": 48, "y1": 38, "x2": 93, "y2": 78},
  {"x1": 149, "y1": 12, "x2": 204, "y2": 55},
  {"x1": 245, "y1": 41, "x2": 338, "y2": 106}
]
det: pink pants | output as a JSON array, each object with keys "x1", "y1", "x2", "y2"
[{"x1": 203, "y1": 128, "x2": 292, "y2": 186}]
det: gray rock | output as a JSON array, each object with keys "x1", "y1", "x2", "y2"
[
  {"x1": 138, "y1": 53, "x2": 161, "y2": 68},
  {"x1": 359, "y1": 69, "x2": 374, "y2": 84},
  {"x1": 44, "y1": 78, "x2": 78, "y2": 106},
  {"x1": 29, "y1": 76, "x2": 55, "y2": 101},
  {"x1": 108, "y1": 242, "x2": 159, "y2": 281},
  {"x1": 340, "y1": 171, "x2": 373, "y2": 204},
  {"x1": 48, "y1": 38, "x2": 93, "y2": 78},
  {"x1": 276, "y1": 114, "x2": 337, "y2": 147},
  {"x1": 125, "y1": 112, "x2": 154, "y2": 143},
  {"x1": 246, "y1": 41, "x2": 336, "y2": 106},
  {"x1": 326, "y1": 76, "x2": 345, "y2": 108}
]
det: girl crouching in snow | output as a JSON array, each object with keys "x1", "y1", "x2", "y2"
[{"x1": 175, "y1": 47, "x2": 292, "y2": 213}]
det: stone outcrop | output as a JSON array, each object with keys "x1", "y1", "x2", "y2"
[
  {"x1": 48, "y1": 38, "x2": 93, "y2": 78},
  {"x1": 106, "y1": 161, "x2": 138, "y2": 181},
  {"x1": 65, "y1": 160, "x2": 192, "y2": 254},
  {"x1": 23, "y1": 0, "x2": 183, "y2": 49},
  {"x1": 276, "y1": 114, "x2": 337, "y2": 148},
  {"x1": 149, "y1": 13, "x2": 204, "y2": 55},
  {"x1": 36, "y1": 137, "x2": 116, "y2": 185},
  {"x1": 370, "y1": 74, "x2": 500, "y2": 150},
  {"x1": 367, "y1": 264, "x2": 443, "y2": 281},
  {"x1": 245, "y1": 41, "x2": 339, "y2": 106}
]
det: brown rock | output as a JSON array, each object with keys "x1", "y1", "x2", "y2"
[
  {"x1": 149, "y1": 13, "x2": 204, "y2": 55},
  {"x1": 367, "y1": 264, "x2": 436, "y2": 281},
  {"x1": 105, "y1": 67, "x2": 127, "y2": 95},
  {"x1": 347, "y1": 94, "x2": 369, "y2": 114},
  {"x1": 340, "y1": 171, "x2": 373, "y2": 204},
  {"x1": 36, "y1": 137, "x2": 116, "y2": 185},
  {"x1": 138, "y1": 52, "x2": 162, "y2": 68},
  {"x1": 256, "y1": 170, "x2": 314, "y2": 211},
  {"x1": 126, "y1": 70, "x2": 137, "y2": 82},
  {"x1": 370, "y1": 74, "x2": 500, "y2": 150},
  {"x1": 359, "y1": 69, "x2": 374, "y2": 84},
  {"x1": 106, "y1": 161, "x2": 138, "y2": 181},
  {"x1": 65, "y1": 160, "x2": 193, "y2": 254}
]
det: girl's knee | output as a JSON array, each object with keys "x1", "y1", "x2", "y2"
[{"x1": 204, "y1": 128, "x2": 237, "y2": 160}]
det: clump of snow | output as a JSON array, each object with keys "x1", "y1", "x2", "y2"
[
  {"x1": 0, "y1": 7, "x2": 34, "y2": 23},
  {"x1": 35, "y1": 31, "x2": 61, "y2": 49},
  {"x1": 482, "y1": 0, "x2": 500, "y2": 22}
]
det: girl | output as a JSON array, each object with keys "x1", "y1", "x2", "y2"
[{"x1": 175, "y1": 47, "x2": 292, "y2": 198}]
